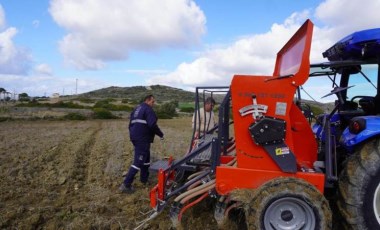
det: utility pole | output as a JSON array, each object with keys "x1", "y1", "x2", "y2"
[{"x1": 76, "y1": 78, "x2": 78, "y2": 95}]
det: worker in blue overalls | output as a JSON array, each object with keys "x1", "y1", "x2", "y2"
[{"x1": 119, "y1": 94, "x2": 164, "y2": 194}]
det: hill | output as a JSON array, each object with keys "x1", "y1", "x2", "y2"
[
  {"x1": 79, "y1": 85, "x2": 196, "y2": 103},
  {"x1": 79, "y1": 84, "x2": 331, "y2": 112}
]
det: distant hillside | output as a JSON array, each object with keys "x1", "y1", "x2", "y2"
[
  {"x1": 78, "y1": 84, "x2": 332, "y2": 112},
  {"x1": 79, "y1": 85, "x2": 196, "y2": 103}
]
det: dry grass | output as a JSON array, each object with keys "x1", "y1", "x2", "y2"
[{"x1": 151, "y1": 117, "x2": 194, "y2": 159}]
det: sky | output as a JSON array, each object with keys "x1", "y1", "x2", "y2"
[{"x1": 1, "y1": 0, "x2": 380, "y2": 101}]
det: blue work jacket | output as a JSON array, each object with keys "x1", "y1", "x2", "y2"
[{"x1": 129, "y1": 103, "x2": 163, "y2": 143}]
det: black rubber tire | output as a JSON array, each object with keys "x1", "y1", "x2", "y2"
[
  {"x1": 245, "y1": 177, "x2": 332, "y2": 230},
  {"x1": 338, "y1": 137, "x2": 380, "y2": 230}
]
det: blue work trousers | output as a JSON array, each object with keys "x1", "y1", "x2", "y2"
[{"x1": 124, "y1": 141, "x2": 151, "y2": 186}]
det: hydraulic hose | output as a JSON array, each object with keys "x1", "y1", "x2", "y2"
[
  {"x1": 187, "y1": 170, "x2": 206, "y2": 180},
  {"x1": 174, "y1": 179, "x2": 215, "y2": 202},
  {"x1": 180, "y1": 183, "x2": 215, "y2": 204},
  {"x1": 226, "y1": 142, "x2": 236, "y2": 154},
  {"x1": 187, "y1": 180, "x2": 202, "y2": 190},
  {"x1": 178, "y1": 192, "x2": 209, "y2": 222}
]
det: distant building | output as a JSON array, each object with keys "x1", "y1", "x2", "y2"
[
  {"x1": 51, "y1": 93, "x2": 60, "y2": 103},
  {"x1": 51, "y1": 93, "x2": 60, "y2": 98}
]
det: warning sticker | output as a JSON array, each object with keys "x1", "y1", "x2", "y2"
[
  {"x1": 275, "y1": 102, "x2": 287, "y2": 116},
  {"x1": 275, "y1": 147, "x2": 290, "y2": 156}
]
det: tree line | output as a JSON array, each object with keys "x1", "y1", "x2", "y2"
[{"x1": 0, "y1": 87, "x2": 30, "y2": 102}]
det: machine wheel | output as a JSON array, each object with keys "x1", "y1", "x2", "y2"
[
  {"x1": 338, "y1": 137, "x2": 380, "y2": 230},
  {"x1": 245, "y1": 177, "x2": 332, "y2": 230}
]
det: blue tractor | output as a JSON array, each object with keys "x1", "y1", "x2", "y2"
[{"x1": 305, "y1": 28, "x2": 380, "y2": 229}]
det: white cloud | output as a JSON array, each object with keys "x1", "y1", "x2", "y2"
[
  {"x1": 147, "y1": 11, "x2": 311, "y2": 88},
  {"x1": 125, "y1": 69, "x2": 169, "y2": 76},
  {"x1": 0, "y1": 4, "x2": 33, "y2": 75},
  {"x1": 147, "y1": 0, "x2": 380, "y2": 99},
  {"x1": 0, "y1": 74, "x2": 107, "y2": 96},
  {"x1": 0, "y1": 27, "x2": 32, "y2": 75},
  {"x1": 1, "y1": 74, "x2": 54, "y2": 96},
  {"x1": 34, "y1": 63, "x2": 53, "y2": 75},
  {"x1": 49, "y1": 0, "x2": 206, "y2": 70},
  {"x1": 315, "y1": 0, "x2": 380, "y2": 37},
  {"x1": 0, "y1": 4, "x2": 5, "y2": 29},
  {"x1": 4, "y1": 0, "x2": 380, "y2": 99}
]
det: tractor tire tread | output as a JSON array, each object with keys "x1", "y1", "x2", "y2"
[
  {"x1": 245, "y1": 177, "x2": 332, "y2": 230},
  {"x1": 337, "y1": 138, "x2": 380, "y2": 230}
]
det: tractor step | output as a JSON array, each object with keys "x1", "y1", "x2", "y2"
[
  {"x1": 150, "y1": 160, "x2": 170, "y2": 172},
  {"x1": 149, "y1": 134, "x2": 216, "y2": 172},
  {"x1": 150, "y1": 160, "x2": 198, "y2": 172}
]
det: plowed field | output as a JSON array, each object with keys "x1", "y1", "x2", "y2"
[{"x1": 0, "y1": 118, "x2": 230, "y2": 229}]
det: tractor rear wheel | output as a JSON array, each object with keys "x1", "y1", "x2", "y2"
[
  {"x1": 245, "y1": 177, "x2": 332, "y2": 230},
  {"x1": 338, "y1": 137, "x2": 380, "y2": 229}
]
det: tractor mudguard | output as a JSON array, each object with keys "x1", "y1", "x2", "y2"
[{"x1": 341, "y1": 116, "x2": 380, "y2": 149}]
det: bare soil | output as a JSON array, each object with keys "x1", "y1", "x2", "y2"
[{"x1": 0, "y1": 118, "x2": 227, "y2": 229}]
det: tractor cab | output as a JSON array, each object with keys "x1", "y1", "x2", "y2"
[
  {"x1": 293, "y1": 28, "x2": 380, "y2": 191},
  {"x1": 309, "y1": 60, "x2": 379, "y2": 132},
  {"x1": 298, "y1": 28, "x2": 380, "y2": 229},
  {"x1": 306, "y1": 28, "x2": 380, "y2": 154}
]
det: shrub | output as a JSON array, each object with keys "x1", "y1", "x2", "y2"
[
  {"x1": 110, "y1": 104, "x2": 133, "y2": 111},
  {"x1": 77, "y1": 98, "x2": 96, "y2": 103},
  {"x1": 52, "y1": 101, "x2": 85, "y2": 109},
  {"x1": 19, "y1": 97, "x2": 30, "y2": 102},
  {"x1": 94, "y1": 100, "x2": 133, "y2": 111},
  {"x1": 105, "y1": 98, "x2": 116, "y2": 102},
  {"x1": 17, "y1": 101, "x2": 87, "y2": 109},
  {"x1": 64, "y1": 113, "x2": 87, "y2": 120},
  {"x1": 156, "y1": 112, "x2": 173, "y2": 119},
  {"x1": 92, "y1": 108, "x2": 118, "y2": 119},
  {"x1": 154, "y1": 101, "x2": 178, "y2": 119},
  {"x1": 0, "y1": 117, "x2": 12, "y2": 122},
  {"x1": 19, "y1": 93, "x2": 30, "y2": 102},
  {"x1": 93, "y1": 100, "x2": 110, "y2": 109}
]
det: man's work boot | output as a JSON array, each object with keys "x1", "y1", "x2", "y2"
[{"x1": 119, "y1": 183, "x2": 135, "y2": 194}]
